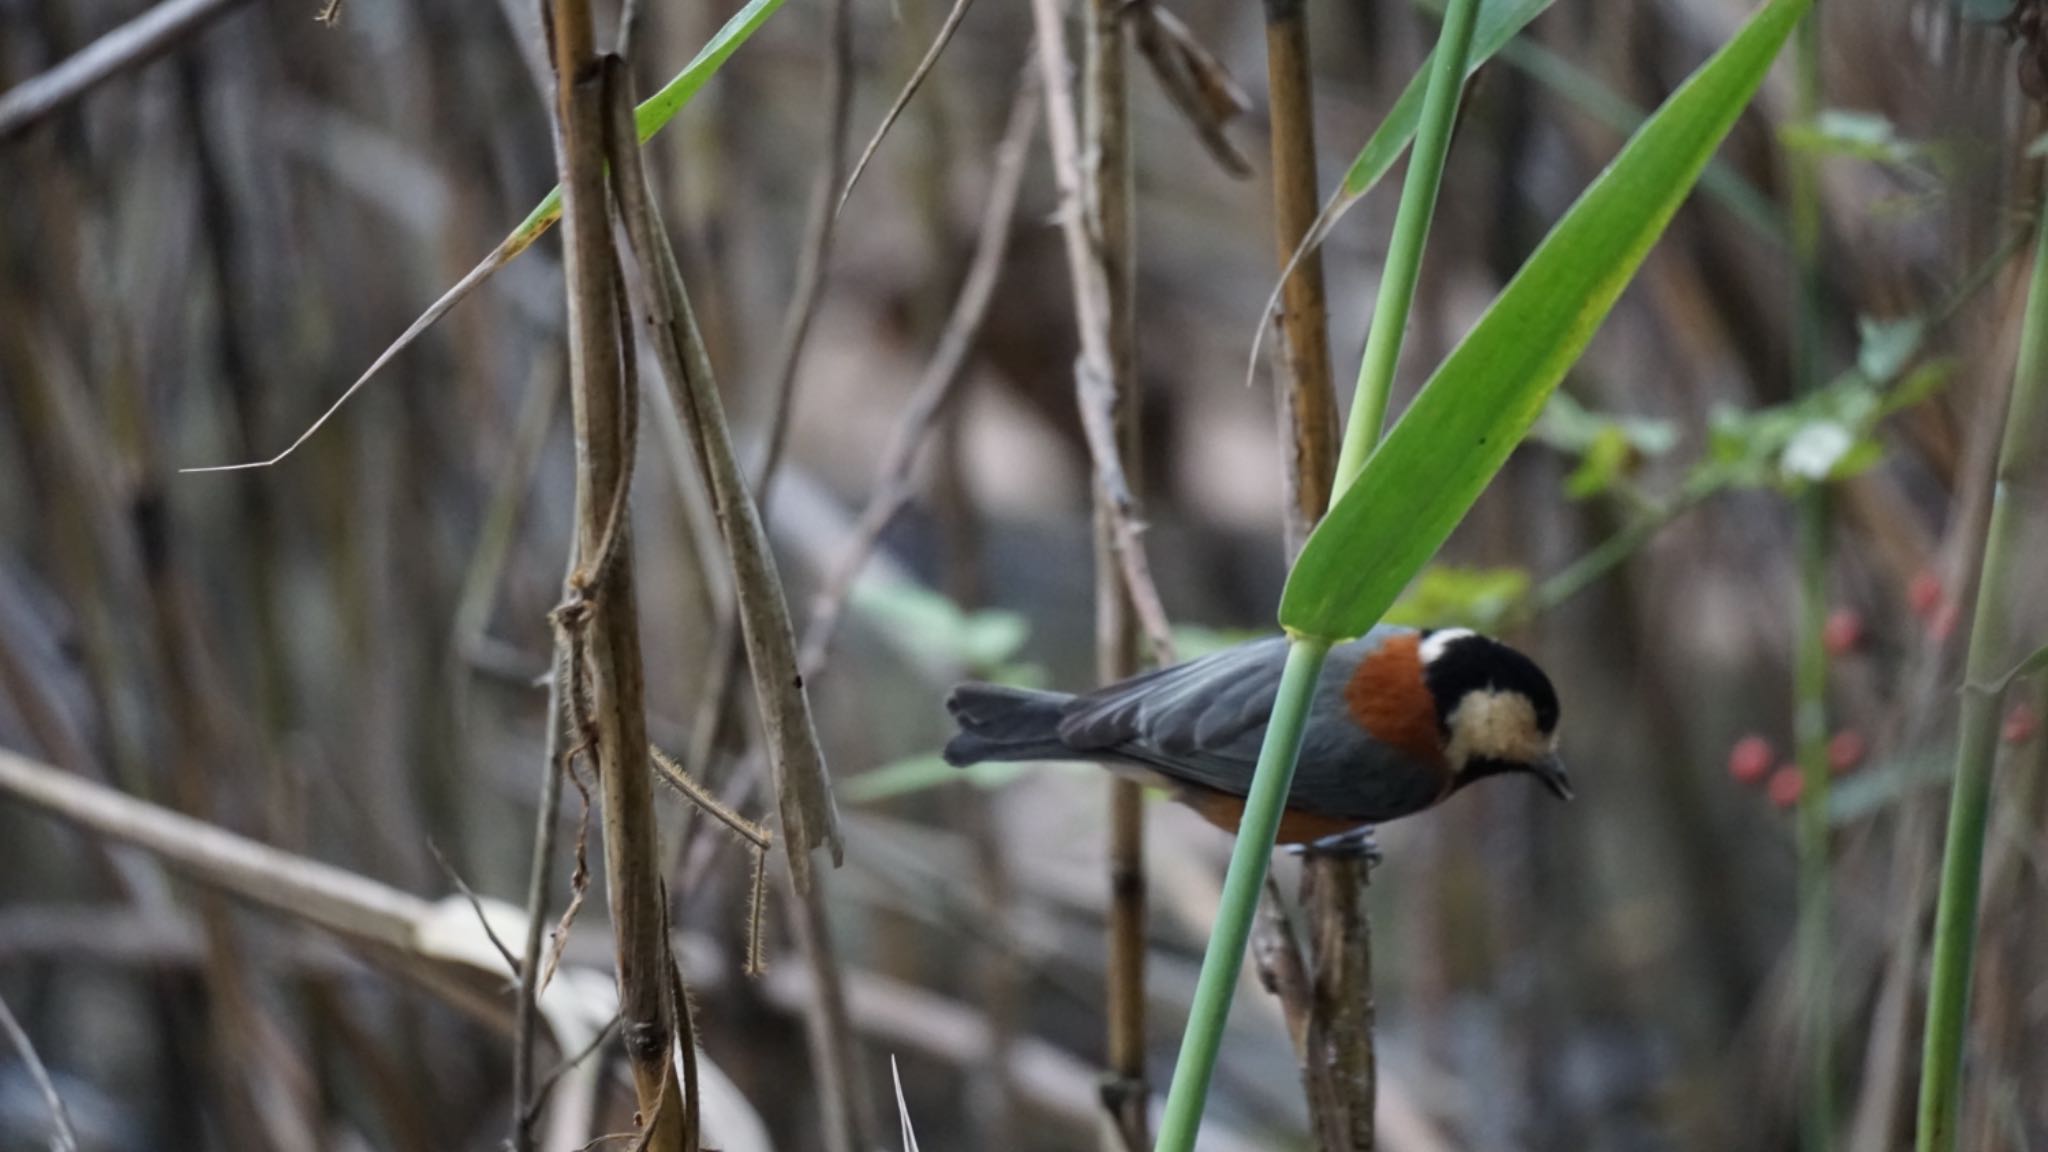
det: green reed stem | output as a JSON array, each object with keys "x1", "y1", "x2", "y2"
[
  {"x1": 1152, "y1": 636, "x2": 1331, "y2": 1152},
  {"x1": 1154, "y1": 0, "x2": 1479, "y2": 1146},
  {"x1": 1331, "y1": 0, "x2": 1484, "y2": 489},
  {"x1": 1915, "y1": 187, "x2": 2048, "y2": 1152}
]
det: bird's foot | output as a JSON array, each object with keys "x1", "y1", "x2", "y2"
[{"x1": 1290, "y1": 825, "x2": 1381, "y2": 864}]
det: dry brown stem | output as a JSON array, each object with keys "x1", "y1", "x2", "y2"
[{"x1": 546, "y1": 5, "x2": 684, "y2": 1145}]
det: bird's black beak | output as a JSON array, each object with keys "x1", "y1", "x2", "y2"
[{"x1": 1534, "y1": 753, "x2": 1574, "y2": 801}]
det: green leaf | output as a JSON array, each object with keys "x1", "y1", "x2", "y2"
[
  {"x1": 1564, "y1": 426, "x2": 1634, "y2": 498},
  {"x1": 1779, "y1": 109, "x2": 1924, "y2": 166},
  {"x1": 1828, "y1": 754, "x2": 1950, "y2": 825},
  {"x1": 1882, "y1": 358, "x2": 1958, "y2": 414},
  {"x1": 849, "y1": 581, "x2": 1033, "y2": 672},
  {"x1": 1857, "y1": 314, "x2": 1927, "y2": 379},
  {"x1": 1534, "y1": 392, "x2": 1679, "y2": 456},
  {"x1": 1281, "y1": 0, "x2": 1809, "y2": 638}
]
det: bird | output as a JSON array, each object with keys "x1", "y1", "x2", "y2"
[{"x1": 942, "y1": 626, "x2": 1569, "y2": 849}]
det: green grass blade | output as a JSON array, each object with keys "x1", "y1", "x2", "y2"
[
  {"x1": 183, "y1": 0, "x2": 784, "y2": 472},
  {"x1": 508, "y1": 0, "x2": 788, "y2": 252},
  {"x1": 1281, "y1": 0, "x2": 1809, "y2": 639}
]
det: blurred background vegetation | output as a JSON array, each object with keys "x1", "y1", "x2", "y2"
[{"x1": 1, "y1": 0, "x2": 2045, "y2": 1149}]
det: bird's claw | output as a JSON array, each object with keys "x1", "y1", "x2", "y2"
[{"x1": 1290, "y1": 825, "x2": 1381, "y2": 864}]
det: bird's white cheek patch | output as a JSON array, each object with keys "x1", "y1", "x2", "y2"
[{"x1": 1444, "y1": 690, "x2": 1550, "y2": 768}]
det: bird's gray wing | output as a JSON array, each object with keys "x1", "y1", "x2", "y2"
[
  {"x1": 1058, "y1": 629, "x2": 1443, "y2": 820},
  {"x1": 1055, "y1": 636, "x2": 1292, "y2": 788}
]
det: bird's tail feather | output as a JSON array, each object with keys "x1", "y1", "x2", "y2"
[{"x1": 943, "y1": 683, "x2": 1073, "y2": 766}]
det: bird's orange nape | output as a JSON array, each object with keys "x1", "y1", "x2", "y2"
[{"x1": 1342, "y1": 632, "x2": 1446, "y2": 769}]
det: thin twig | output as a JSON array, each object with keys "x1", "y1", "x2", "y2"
[
  {"x1": 427, "y1": 841, "x2": 521, "y2": 978},
  {"x1": 752, "y1": 0, "x2": 855, "y2": 506},
  {"x1": 838, "y1": 0, "x2": 981, "y2": 215},
  {"x1": 523, "y1": 1015, "x2": 622, "y2": 1129},
  {"x1": 1027, "y1": 0, "x2": 1176, "y2": 668},
  {"x1": 0, "y1": 0, "x2": 255, "y2": 141},
  {"x1": 0, "y1": 990, "x2": 80, "y2": 1152},
  {"x1": 785, "y1": 869, "x2": 879, "y2": 1152},
  {"x1": 649, "y1": 746, "x2": 773, "y2": 850},
  {"x1": 664, "y1": 923, "x2": 703, "y2": 1152},
  {"x1": 512, "y1": 586, "x2": 575, "y2": 1152},
  {"x1": 798, "y1": 72, "x2": 1041, "y2": 675}
]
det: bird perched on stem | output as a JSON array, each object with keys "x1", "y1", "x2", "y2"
[{"x1": 943, "y1": 627, "x2": 1569, "y2": 849}]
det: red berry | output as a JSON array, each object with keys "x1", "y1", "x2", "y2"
[
  {"x1": 1827, "y1": 730, "x2": 1867, "y2": 775},
  {"x1": 1928, "y1": 602, "x2": 1961, "y2": 643},
  {"x1": 2005, "y1": 704, "x2": 2039, "y2": 746},
  {"x1": 1768, "y1": 767, "x2": 1805, "y2": 809},
  {"x1": 1728, "y1": 736, "x2": 1774, "y2": 784},
  {"x1": 1908, "y1": 571, "x2": 1943, "y2": 618},
  {"x1": 1823, "y1": 609, "x2": 1864, "y2": 656}
]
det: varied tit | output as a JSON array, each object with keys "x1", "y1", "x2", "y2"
[{"x1": 943, "y1": 626, "x2": 1569, "y2": 846}]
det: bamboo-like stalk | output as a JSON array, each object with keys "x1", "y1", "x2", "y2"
[
  {"x1": 1914, "y1": 181, "x2": 2048, "y2": 1152},
  {"x1": 600, "y1": 57, "x2": 866, "y2": 1152},
  {"x1": 1786, "y1": 10, "x2": 1833, "y2": 1150},
  {"x1": 1263, "y1": 0, "x2": 1337, "y2": 556},
  {"x1": 1083, "y1": 0, "x2": 1148, "y2": 1147},
  {"x1": 545, "y1": 5, "x2": 685, "y2": 1146},
  {"x1": 1260, "y1": 1, "x2": 1373, "y2": 1146},
  {"x1": 1153, "y1": 1, "x2": 1481, "y2": 1145}
]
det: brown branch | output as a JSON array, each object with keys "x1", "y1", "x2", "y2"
[
  {"x1": 1300, "y1": 855, "x2": 1376, "y2": 1150},
  {"x1": 0, "y1": 747, "x2": 431, "y2": 948},
  {"x1": 547, "y1": 3, "x2": 684, "y2": 1143},
  {"x1": 601, "y1": 51, "x2": 841, "y2": 888},
  {"x1": 600, "y1": 53, "x2": 866, "y2": 1152},
  {"x1": 1079, "y1": 0, "x2": 1153, "y2": 1145},
  {"x1": 797, "y1": 73, "x2": 1041, "y2": 676},
  {"x1": 1259, "y1": 2, "x2": 1374, "y2": 1144},
  {"x1": 1261, "y1": 0, "x2": 1338, "y2": 556},
  {"x1": 1129, "y1": 1, "x2": 1252, "y2": 177},
  {"x1": 0, "y1": 0, "x2": 256, "y2": 141}
]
